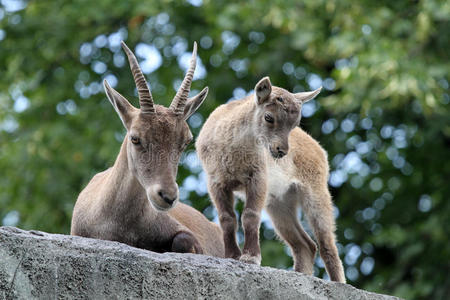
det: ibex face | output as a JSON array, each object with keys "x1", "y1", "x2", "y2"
[
  {"x1": 104, "y1": 42, "x2": 208, "y2": 211},
  {"x1": 125, "y1": 109, "x2": 193, "y2": 211},
  {"x1": 253, "y1": 77, "x2": 322, "y2": 158}
]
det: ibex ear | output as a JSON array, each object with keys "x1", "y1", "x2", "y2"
[
  {"x1": 254, "y1": 77, "x2": 272, "y2": 105},
  {"x1": 103, "y1": 80, "x2": 136, "y2": 130},
  {"x1": 183, "y1": 87, "x2": 208, "y2": 120},
  {"x1": 294, "y1": 87, "x2": 322, "y2": 104}
]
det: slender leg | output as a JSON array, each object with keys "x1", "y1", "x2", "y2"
[
  {"x1": 266, "y1": 192, "x2": 317, "y2": 275},
  {"x1": 240, "y1": 172, "x2": 266, "y2": 265},
  {"x1": 208, "y1": 182, "x2": 241, "y2": 259},
  {"x1": 301, "y1": 189, "x2": 346, "y2": 283}
]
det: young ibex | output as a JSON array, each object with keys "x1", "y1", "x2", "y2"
[
  {"x1": 196, "y1": 77, "x2": 345, "y2": 282},
  {"x1": 71, "y1": 42, "x2": 224, "y2": 257}
]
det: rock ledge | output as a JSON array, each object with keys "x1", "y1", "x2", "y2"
[{"x1": 0, "y1": 226, "x2": 399, "y2": 299}]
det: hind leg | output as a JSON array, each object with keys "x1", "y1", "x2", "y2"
[
  {"x1": 266, "y1": 190, "x2": 317, "y2": 275},
  {"x1": 301, "y1": 188, "x2": 346, "y2": 283}
]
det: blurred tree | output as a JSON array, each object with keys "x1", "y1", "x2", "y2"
[{"x1": 0, "y1": 0, "x2": 448, "y2": 299}]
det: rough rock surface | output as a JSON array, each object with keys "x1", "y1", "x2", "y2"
[{"x1": 0, "y1": 226, "x2": 399, "y2": 299}]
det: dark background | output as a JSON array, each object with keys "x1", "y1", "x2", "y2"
[{"x1": 0, "y1": 1, "x2": 448, "y2": 299}]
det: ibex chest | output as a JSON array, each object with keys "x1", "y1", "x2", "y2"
[
  {"x1": 265, "y1": 156, "x2": 299, "y2": 201},
  {"x1": 233, "y1": 155, "x2": 299, "y2": 202}
]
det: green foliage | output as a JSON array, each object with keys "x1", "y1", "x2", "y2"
[{"x1": 0, "y1": 1, "x2": 448, "y2": 299}]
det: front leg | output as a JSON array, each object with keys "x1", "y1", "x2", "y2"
[
  {"x1": 208, "y1": 182, "x2": 241, "y2": 259},
  {"x1": 240, "y1": 170, "x2": 267, "y2": 265},
  {"x1": 172, "y1": 231, "x2": 203, "y2": 254},
  {"x1": 140, "y1": 211, "x2": 203, "y2": 254}
]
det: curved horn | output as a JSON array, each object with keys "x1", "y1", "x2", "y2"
[
  {"x1": 294, "y1": 86, "x2": 322, "y2": 104},
  {"x1": 121, "y1": 41, "x2": 155, "y2": 114},
  {"x1": 170, "y1": 42, "x2": 197, "y2": 115}
]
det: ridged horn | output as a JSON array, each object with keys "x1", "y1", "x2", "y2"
[
  {"x1": 121, "y1": 41, "x2": 155, "y2": 114},
  {"x1": 170, "y1": 42, "x2": 197, "y2": 115}
]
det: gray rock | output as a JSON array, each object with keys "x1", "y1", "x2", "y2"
[{"x1": 0, "y1": 226, "x2": 400, "y2": 300}]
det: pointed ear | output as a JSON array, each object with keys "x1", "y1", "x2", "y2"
[
  {"x1": 294, "y1": 86, "x2": 322, "y2": 104},
  {"x1": 183, "y1": 87, "x2": 208, "y2": 120},
  {"x1": 254, "y1": 77, "x2": 272, "y2": 105},
  {"x1": 103, "y1": 80, "x2": 136, "y2": 130}
]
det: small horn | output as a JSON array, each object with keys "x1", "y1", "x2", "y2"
[
  {"x1": 294, "y1": 86, "x2": 322, "y2": 104},
  {"x1": 170, "y1": 42, "x2": 197, "y2": 115},
  {"x1": 121, "y1": 41, "x2": 155, "y2": 114}
]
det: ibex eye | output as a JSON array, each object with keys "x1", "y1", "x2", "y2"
[
  {"x1": 131, "y1": 136, "x2": 140, "y2": 145},
  {"x1": 264, "y1": 113, "x2": 274, "y2": 124}
]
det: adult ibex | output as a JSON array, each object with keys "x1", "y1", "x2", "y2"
[
  {"x1": 71, "y1": 42, "x2": 224, "y2": 257},
  {"x1": 196, "y1": 77, "x2": 345, "y2": 282}
]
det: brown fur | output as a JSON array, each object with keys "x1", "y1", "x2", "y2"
[
  {"x1": 196, "y1": 77, "x2": 345, "y2": 282},
  {"x1": 71, "y1": 42, "x2": 224, "y2": 258}
]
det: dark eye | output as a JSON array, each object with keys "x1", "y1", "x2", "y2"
[
  {"x1": 131, "y1": 136, "x2": 140, "y2": 145},
  {"x1": 264, "y1": 113, "x2": 274, "y2": 124},
  {"x1": 276, "y1": 97, "x2": 284, "y2": 103}
]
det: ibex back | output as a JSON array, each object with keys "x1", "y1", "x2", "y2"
[
  {"x1": 71, "y1": 42, "x2": 224, "y2": 257},
  {"x1": 196, "y1": 77, "x2": 345, "y2": 282}
]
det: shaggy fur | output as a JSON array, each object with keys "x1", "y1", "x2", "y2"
[{"x1": 196, "y1": 77, "x2": 345, "y2": 282}]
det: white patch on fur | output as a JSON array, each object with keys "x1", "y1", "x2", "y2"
[
  {"x1": 233, "y1": 154, "x2": 300, "y2": 205},
  {"x1": 266, "y1": 156, "x2": 299, "y2": 203},
  {"x1": 233, "y1": 190, "x2": 246, "y2": 201}
]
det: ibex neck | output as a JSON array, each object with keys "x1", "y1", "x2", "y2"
[
  {"x1": 105, "y1": 137, "x2": 145, "y2": 206},
  {"x1": 232, "y1": 98, "x2": 261, "y2": 144}
]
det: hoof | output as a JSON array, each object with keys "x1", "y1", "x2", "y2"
[{"x1": 239, "y1": 254, "x2": 261, "y2": 265}]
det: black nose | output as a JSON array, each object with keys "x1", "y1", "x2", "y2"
[
  {"x1": 276, "y1": 147, "x2": 286, "y2": 158},
  {"x1": 158, "y1": 190, "x2": 176, "y2": 205}
]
